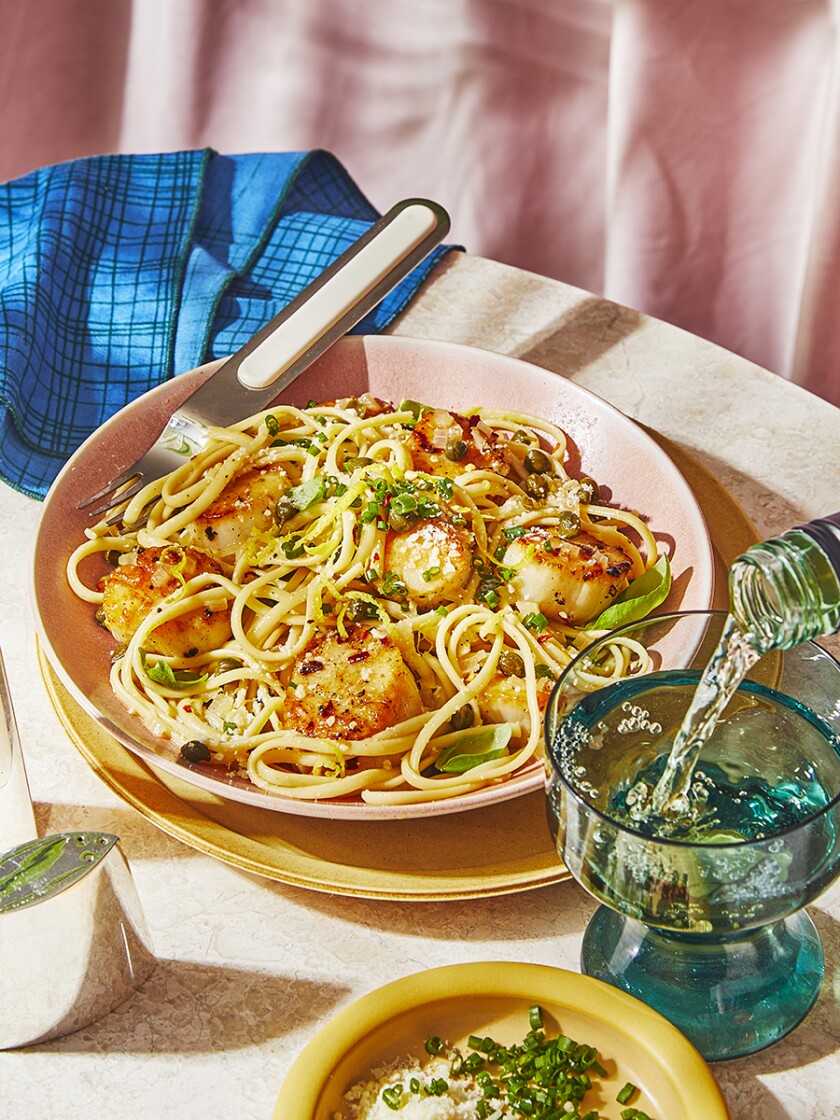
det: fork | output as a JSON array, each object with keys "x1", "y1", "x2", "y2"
[{"x1": 77, "y1": 197, "x2": 450, "y2": 521}]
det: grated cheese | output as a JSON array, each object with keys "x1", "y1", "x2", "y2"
[{"x1": 335, "y1": 1055, "x2": 502, "y2": 1120}]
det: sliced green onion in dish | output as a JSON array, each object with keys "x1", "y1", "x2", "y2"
[{"x1": 369, "y1": 1007, "x2": 658, "y2": 1120}]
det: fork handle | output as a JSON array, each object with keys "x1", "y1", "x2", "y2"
[
  {"x1": 238, "y1": 199, "x2": 448, "y2": 390},
  {"x1": 176, "y1": 198, "x2": 450, "y2": 430}
]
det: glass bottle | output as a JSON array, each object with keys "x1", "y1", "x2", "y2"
[{"x1": 729, "y1": 513, "x2": 840, "y2": 653}]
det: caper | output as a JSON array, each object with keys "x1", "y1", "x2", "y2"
[
  {"x1": 578, "y1": 476, "x2": 600, "y2": 503},
  {"x1": 388, "y1": 508, "x2": 419, "y2": 533},
  {"x1": 524, "y1": 448, "x2": 553, "y2": 474},
  {"x1": 343, "y1": 455, "x2": 373, "y2": 472},
  {"x1": 275, "y1": 497, "x2": 296, "y2": 524},
  {"x1": 555, "y1": 511, "x2": 581, "y2": 539},
  {"x1": 451, "y1": 706, "x2": 474, "y2": 731},
  {"x1": 523, "y1": 474, "x2": 549, "y2": 500},
  {"x1": 498, "y1": 650, "x2": 526, "y2": 677},
  {"x1": 214, "y1": 657, "x2": 244, "y2": 675},
  {"x1": 444, "y1": 438, "x2": 468, "y2": 462},
  {"x1": 180, "y1": 740, "x2": 212, "y2": 764},
  {"x1": 346, "y1": 599, "x2": 374, "y2": 623},
  {"x1": 110, "y1": 642, "x2": 128, "y2": 665},
  {"x1": 94, "y1": 608, "x2": 108, "y2": 628},
  {"x1": 105, "y1": 549, "x2": 124, "y2": 567}
]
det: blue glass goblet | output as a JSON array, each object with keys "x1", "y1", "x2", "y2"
[{"x1": 545, "y1": 610, "x2": 840, "y2": 1061}]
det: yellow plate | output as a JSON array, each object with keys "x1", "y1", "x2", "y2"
[
  {"x1": 39, "y1": 438, "x2": 756, "y2": 901},
  {"x1": 273, "y1": 961, "x2": 731, "y2": 1119}
]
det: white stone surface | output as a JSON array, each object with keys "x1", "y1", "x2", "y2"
[{"x1": 1, "y1": 253, "x2": 838, "y2": 1119}]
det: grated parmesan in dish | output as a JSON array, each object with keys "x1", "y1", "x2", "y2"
[
  {"x1": 333, "y1": 1010, "x2": 655, "y2": 1120},
  {"x1": 336, "y1": 1054, "x2": 503, "y2": 1120}
]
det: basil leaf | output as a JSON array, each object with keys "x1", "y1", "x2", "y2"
[
  {"x1": 585, "y1": 553, "x2": 672, "y2": 631},
  {"x1": 287, "y1": 477, "x2": 326, "y2": 511},
  {"x1": 435, "y1": 724, "x2": 512, "y2": 773},
  {"x1": 147, "y1": 661, "x2": 207, "y2": 689}
]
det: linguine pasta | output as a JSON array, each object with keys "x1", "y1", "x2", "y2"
[{"x1": 67, "y1": 394, "x2": 660, "y2": 806}]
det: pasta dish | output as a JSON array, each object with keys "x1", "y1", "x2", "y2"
[{"x1": 67, "y1": 394, "x2": 664, "y2": 806}]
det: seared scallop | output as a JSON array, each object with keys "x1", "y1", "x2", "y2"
[
  {"x1": 383, "y1": 517, "x2": 473, "y2": 609},
  {"x1": 409, "y1": 409, "x2": 511, "y2": 478},
  {"x1": 476, "y1": 673, "x2": 554, "y2": 735},
  {"x1": 284, "y1": 626, "x2": 423, "y2": 740},
  {"x1": 189, "y1": 464, "x2": 287, "y2": 560},
  {"x1": 503, "y1": 528, "x2": 633, "y2": 625},
  {"x1": 98, "y1": 546, "x2": 231, "y2": 657}
]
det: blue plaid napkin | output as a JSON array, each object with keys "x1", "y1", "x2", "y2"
[{"x1": 0, "y1": 149, "x2": 457, "y2": 499}]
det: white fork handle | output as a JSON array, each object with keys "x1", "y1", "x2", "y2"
[{"x1": 236, "y1": 200, "x2": 446, "y2": 390}]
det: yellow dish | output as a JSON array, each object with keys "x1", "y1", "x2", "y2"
[{"x1": 274, "y1": 961, "x2": 730, "y2": 1119}]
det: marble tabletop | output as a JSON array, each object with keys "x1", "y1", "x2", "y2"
[{"x1": 1, "y1": 252, "x2": 838, "y2": 1119}]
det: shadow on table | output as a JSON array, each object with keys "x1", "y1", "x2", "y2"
[
  {"x1": 268, "y1": 874, "x2": 592, "y2": 946},
  {"x1": 721, "y1": 906, "x2": 840, "y2": 1073},
  {"x1": 33, "y1": 801, "x2": 222, "y2": 862},
  {"x1": 26, "y1": 958, "x2": 349, "y2": 1055},
  {"x1": 511, "y1": 297, "x2": 645, "y2": 380},
  {"x1": 648, "y1": 905, "x2": 840, "y2": 1120}
]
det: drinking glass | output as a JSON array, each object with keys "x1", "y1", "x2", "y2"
[{"x1": 544, "y1": 610, "x2": 840, "y2": 1061}]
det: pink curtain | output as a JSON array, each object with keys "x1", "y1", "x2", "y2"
[{"x1": 3, "y1": 0, "x2": 840, "y2": 406}]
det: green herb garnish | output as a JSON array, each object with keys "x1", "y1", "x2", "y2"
[
  {"x1": 286, "y1": 477, "x2": 326, "y2": 511},
  {"x1": 146, "y1": 661, "x2": 208, "y2": 690},
  {"x1": 434, "y1": 725, "x2": 512, "y2": 773}
]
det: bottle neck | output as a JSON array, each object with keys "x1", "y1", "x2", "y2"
[
  {"x1": 729, "y1": 518, "x2": 840, "y2": 652},
  {"x1": 796, "y1": 514, "x2": 840, "y2": 580}
]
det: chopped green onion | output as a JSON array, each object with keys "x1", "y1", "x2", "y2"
[
  {"x1": 425, "y1": 1078, "x2": 448, "y2": 1096},
  {"x1": 523, "y1": 612, "x2": 548, "y2": 633},
  {"x1": 381, "y1": 1084, "x2": 403, "y2": 1110},
  {"x1": 618, "y1": 1082, "x2": 637, "y2": 1105},
  {"x1": 421, "y1": 566, "x2": 441, "y2": 582},
  {"x1": 281, "y1": 537, "x2": 305, "y2": 559},
  {"x1": 391, "y1": 492, "x2": 418, "y2": 515}
]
